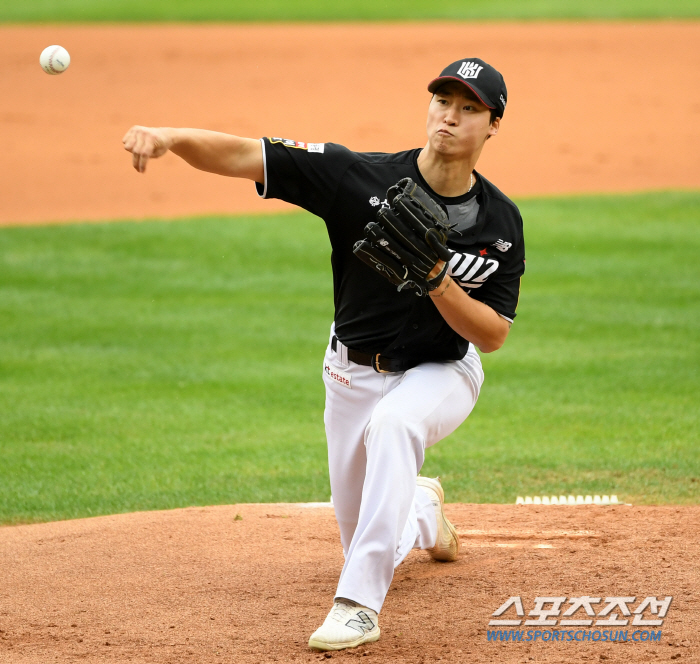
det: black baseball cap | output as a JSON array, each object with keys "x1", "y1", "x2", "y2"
[{"x1": 428, "y1": 58, "x2": 507, "y2": 118}]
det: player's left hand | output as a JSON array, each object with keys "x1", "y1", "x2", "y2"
[{"x1": 353, "y1": 178, "x2": 453, "y2": 296}]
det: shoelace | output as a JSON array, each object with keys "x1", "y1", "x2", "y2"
[{"x1": 329, "y1": 601, "x2": 358, "y2": 623}]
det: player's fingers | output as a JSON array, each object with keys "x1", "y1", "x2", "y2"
[
  {"x1": 122, "y1": 126, "x2": 141, "y2": 150},
  {"x1": 127, "y1": 127, "x2": 146, "y2": 151},
  {"x1": 135, "y1": 133, "x2": 155, "y2": 161},
  {"x1": 125, "y1": 127, "x2": 163, "y2": 172},
  {"x1": 131, "y1": 148, "x2": 148, "y2": 173},
  {"x1": 123, "y1": 134, "x2": 136, "y2": 152},
  {"x1": 125, "y1": 132, "x2": 145, "y2": 157},
  {"x1": 132, "y1": 133, "x2": 146, "y2": 157},
  {"x1": 142, "y1": 134, "x2": 161, "y2": 160},
  {"x1": 137, "y1": 140, "x2": 150, "y2": 171}
]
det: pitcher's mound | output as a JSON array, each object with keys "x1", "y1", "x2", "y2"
[{"x1": 1, "y1": 503, "x2": 697, "y2": 662}]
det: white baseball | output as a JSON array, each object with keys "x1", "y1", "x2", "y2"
[{"x1": 40, "y1": 45, "x2": 71, "y2": 75}]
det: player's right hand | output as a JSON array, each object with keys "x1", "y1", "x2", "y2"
[{"x1": 122, "y1": 126, "x2": 173, "y2": 173}]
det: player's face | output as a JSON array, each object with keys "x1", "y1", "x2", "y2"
[{"x1": 426, "y1": 83, "x2": 499, "y2": 158}]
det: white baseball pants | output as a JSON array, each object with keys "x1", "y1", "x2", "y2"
[{"x1": 322, "y1": 325, "x2": 484, "y2": 613}]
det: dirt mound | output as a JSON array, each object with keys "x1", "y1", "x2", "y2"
[
  {"x1": 1, "y1": 22, "x2": 699, "y2": 226},
  {"x1": 1, "y1": 503, "x2": 697, "y2": 662}
]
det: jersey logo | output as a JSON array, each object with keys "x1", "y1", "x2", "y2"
[
  {"x1": 457, "y1": 61, "x2": 483, "y2": 79},
  {"x1": 448, "y1": 251, "x2": 500, "y2": 289},
  {"x1": 270, "y1": 137, "x2": 299, "y2": 147},
  {"x1": 324, "y1": 363, "x2": 351, "y2": 389},
  {"x1": 493, "y1": 239, "x2": 512, "y2": 252},
  {"x1": 269, "y1": 138, "x2": 325, "y2": 153},
  {"x1": 369, "y1": 195, "x2": 390, "y2": 209}
]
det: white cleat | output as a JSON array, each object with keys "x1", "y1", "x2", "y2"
[
  {"x1": 308, "y1": 599, "x2": 380, "y2": 651},
  {"x1": 416, "y1": 476, "x2": 460, "y2": 562}
]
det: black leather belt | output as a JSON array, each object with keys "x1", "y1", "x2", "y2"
[{"x1": 331, "y1": 336, "x2": 417, "y2": 374}]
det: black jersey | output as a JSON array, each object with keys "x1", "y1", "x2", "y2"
[{"x1": 255, "y1": 138, "x2": 525, "y2": 362}]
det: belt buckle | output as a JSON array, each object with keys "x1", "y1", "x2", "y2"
[{"x1": 371, "y1": 353, "x2": 391, "y2": 374}]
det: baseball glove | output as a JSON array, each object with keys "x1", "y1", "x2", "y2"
[{"x1": 353, "y1": 178, "x2": 453, "y2": 296}]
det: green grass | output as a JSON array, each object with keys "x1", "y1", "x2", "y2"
[
  {"x1": 0, "y1": 0, "x2": 698, "y2": 22},
  {"x1": 0, "y1": 215, "x2": 335, "y2": 524},
  {"x1": 1, "y1": 192, "x2": 699, "y2": 524}
]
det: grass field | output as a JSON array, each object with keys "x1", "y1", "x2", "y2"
[
  {"x1": 1, "y1": 0, "x2": 698, "y2": 22},
  {"x1": 1, "y1": 192, "x2": 699, "y2": 524}
]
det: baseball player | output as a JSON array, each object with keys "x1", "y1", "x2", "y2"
[{"x1": 123, "y1": 57, "x2": 524, "y2": 652}]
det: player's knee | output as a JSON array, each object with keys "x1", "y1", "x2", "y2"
[
  {"x1": 366, "y1": 407, "x2": 424, "y2": 449},
  {"x1": 367, "y1": 406, "x2": 405, "y2": 433}
]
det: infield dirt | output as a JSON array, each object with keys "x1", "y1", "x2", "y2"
[
  {"x1": 1, "y1": 503, "x2": 698, "y2": 663},
  {"x1": 1, "y1": 22, "x2": 699, "y2": 225}
]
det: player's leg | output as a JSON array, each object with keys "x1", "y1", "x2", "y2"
[
  {"x1": 334, "y1": 345, "x2": 484, "y2": 613},
  {"x1": 321, "y1": 331, "x2": 385, "y2": 555},
  {"x1": 311, "y1": 340, "x2": 483, "y2": 650},
  {"x1": 310, "y1": 333, "x2": 389, "y2": 651},
  {"x1": 394, "y1": 346, "x2": 485, "y2": 563}
]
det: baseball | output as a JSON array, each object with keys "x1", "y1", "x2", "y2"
[{"x1": 40, "y1": 45, "x2": 70, "y2": 75}]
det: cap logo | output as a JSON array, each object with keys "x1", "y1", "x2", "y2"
[
  {"x1": 457, "y1": 61, "x2": 483, "y2": 79},
  {"x1": 500, "y1": 94, "x2": 507, "y2": 108}
]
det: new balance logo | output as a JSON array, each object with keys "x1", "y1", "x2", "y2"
[
  {"x1": 493, "y1": 239, "x2": 512, "y2": 252},
  {"x1": 457, "y1": 61, "x2": 483, "y2": 79},
  {"x1": 377, "y1": 238, "x2": 402, "y2": 261},
  {"x1": 346, "y1": 611, "x2": 376, "y2": 635}
]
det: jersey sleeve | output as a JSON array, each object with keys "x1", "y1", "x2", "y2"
[
  {"x1": 255, "y1": 138, "x2": 357, "y2": 218},
  {"x1": 468, "y1": 217, "x2": 525, "y2": 323}
]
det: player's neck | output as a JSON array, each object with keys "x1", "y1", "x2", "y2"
[{"x1": 417, "y1": 145, "x2": 482, "y2": 198}]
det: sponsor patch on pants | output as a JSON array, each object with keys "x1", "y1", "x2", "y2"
[{"x1": 324, "y1": 362, "x2": 351, "y2": 389}]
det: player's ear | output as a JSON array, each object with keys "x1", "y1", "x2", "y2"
[{"x1": 489, "y1": 117, "x2": 500, "y2": 137}]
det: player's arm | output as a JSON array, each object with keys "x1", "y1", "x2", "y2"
[
  {"x1": 122, "y1": 126, "x2": 264, "y2": 182},
  {"x1": 427, "y1": 262, "x2": 510, "y2": 353}
]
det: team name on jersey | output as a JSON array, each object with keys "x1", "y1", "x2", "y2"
[
  {"x1": 448, "y1": 250, "x2": 500, "y2": 289},
  {"x1": 269, "y1": 138, "x2": 324, "y2": 153}
]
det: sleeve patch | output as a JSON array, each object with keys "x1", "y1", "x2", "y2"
[{"x1": 269, "y1": 137, "x2": 325, "y2": 153}]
